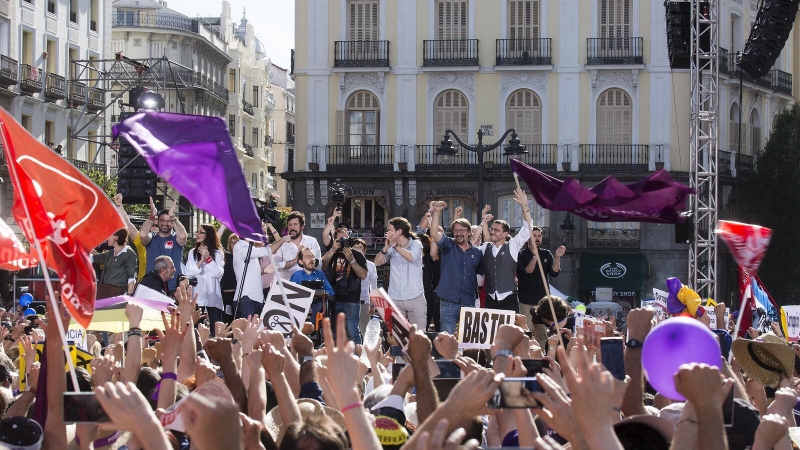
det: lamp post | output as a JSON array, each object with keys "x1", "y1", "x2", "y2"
[{"x1": 436, "y1": 128, "x2": 528, "y2": 214}]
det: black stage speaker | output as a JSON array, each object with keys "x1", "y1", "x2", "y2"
[
  {"x1": 665, "y1": 1, "x2": 710, "y2": 70},
  {"x1": 117, "y1": 140, "x2": 157, "y2": 205},
  {"x1": 739, "y1": 0, "x2": 800, "y2": 79}
]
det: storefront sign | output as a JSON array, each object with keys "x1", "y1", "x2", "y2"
[
  {"x1": 581, "y1": 253, "x2": 646, "y2": 302},
  {"x1": 600, "y1": 263, "x2": 627, "y2": 279}
]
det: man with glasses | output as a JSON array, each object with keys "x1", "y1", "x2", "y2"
[
  {"x1": 290, "y1": 247, "x2": 334, "y2": 327},
  {"x1": 477, "y1": 188, "x2": 532, "y2": 312},
  {"x1": 430, "y1": 201, "x2": 484, "y2": 334},
  {"x1": 139, "y1": 198, "x2": 187, "y2": 294}
]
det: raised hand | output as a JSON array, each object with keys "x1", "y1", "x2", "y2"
[
  {"x1": 433, "y1": 332, "x2": 459, "y2": 360},
  {"x1": 197, "y1": 322, "x2": 210, "y2": 345},
  {"x1": 114, "y1": 193, "x2": 123, "y2": 207},
  {"x1": 261, "y1": 343, "x2": 286, "y2": 380},
  {"x1": 90, "y1": 355, "x2": 117, "y2": 385},
  {"x1": 674, "y1": 363, "x2": 733, "y2": 409},
  {"x1": 155, "y1": 310, "x2": 191, "y2": 359},
  {"x1": 481, "y1": 204, "x2": 491, "y2": 217},
  {"x1": 753, "y1": 414, "x2": 789, "y2": 450},
  {"x1": 432, "y1": 201, "x2": 447, "y2": 212},
  {"x1": 322, "y1": 315, "x2": 363, "y2": 405},
  {"x1": 625, "y1": 308, "x2": 655, "y2": 342},
  {"x1": 94, "y1": 382, "x2": 170, "y2": 448},
  {"x1": 149, "y1": 197, "x2": 158, "y2": 217},
  {"x1": 194, "y1": 356, "x2": 217, "y2": 388},
  {"x1": 290, "y1": 325, "x2": 314, "y2": 358},
  {"x1": 444, "y1": 368, "x2": 503, "y2": 419},
  {"x1": 204, "y1": 338, "x2": 234, "y2": 365},
  {"x1": 125, "y1": 303, "x2": 144, "y2": 329},
  {"x1": 233, "y1": 315, "x2": 261, "y2": 354}
]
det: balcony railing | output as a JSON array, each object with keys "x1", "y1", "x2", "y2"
[
  {"x1": 326, "y1": 145, "x2": 395, "y2": 172},
  {"x1": 112, "y1": 11, "x2": 196, "y2": 33},
  {"x1": 718, "y1": 150, "x2": 732, "y2": 176},
  {"x1": 243, "y1": 143, "x2": 253, "y2": 157},
  {"x1": 423, "y1": 39, "x2": 479, "y2": 66},
  {"x1": 720, "y1": 48, "x2": 729, "y2": 75},
  {"x1": 483, "y1": 144, "x2": 558, "y2": 171},
  {"x1": 242, "y1": 99, "x2": 254, "y2": 115},
  {"x1": 495, "y1": 38, "x2": 552, "y2": 65},
  {"x1": 579, "y1": 144, "x2": 649, "y2": 171},
  {"x1": 587, "y1": 38, "x2": 644, "y2": 65},
  {"x1": 68, "y1": 159, "x2": 106, "y2": 174},
  {"x1": 44, "y1": 73, "x2": 66, "y2": 100},
  {"x1": 334, "y1": 40, "x2": 390, "y2": 67},
  {"x1": 68, "y1": 81, "x2": 87, "y2": 105},
  {"x1": 88, "y1": 88, "x2": 105, "y2": 111},
  {"x1": 0, "y1": 56, "x2": 18, "y2": 85},
  {"x1": 771, "y1": 69, "x2": 792, "y2": 95},
  {"x1": 19, "y1": 64, "x2": 42, "y2": 94},
  {"x1": 588, "y1": 228, "x2": 641, "y2": 249}
]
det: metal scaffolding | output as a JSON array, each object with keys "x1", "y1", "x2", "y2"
[{"x1": 689, "y1": 0, "x2": 719, "y2": 299}]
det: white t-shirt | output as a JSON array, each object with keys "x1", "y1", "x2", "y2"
[
  {"x1": 274, "y1": 234, "x2": 321, "y2": 280},
  {"x1": 233, "y1": 240, "x2": 271, "y2": 303}
]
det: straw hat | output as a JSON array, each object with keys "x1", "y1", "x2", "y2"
[
  {"x1": 264, "y1": 398, "x2": 346, "y2": 443},
  {"x1": 731, "y1": 333, "x2": 794, "y2": 388}
]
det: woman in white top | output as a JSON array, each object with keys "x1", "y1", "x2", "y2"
[{"x1": 184, "y1": 224, "x2": 225, "y2": 326}]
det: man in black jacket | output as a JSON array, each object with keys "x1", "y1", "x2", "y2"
[
  {"x1": 517, "y1": 227, "x2": 565, "y2": 343},
  {"x1": 137, "y1": 255, "x2": 176, "y2": 297}
]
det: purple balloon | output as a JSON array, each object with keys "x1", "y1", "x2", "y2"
[{"x1": 642, "y1": 317, "x2": 721, "y2": 401}]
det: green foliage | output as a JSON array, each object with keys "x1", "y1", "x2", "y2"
[
  {"x1": 739, "y1": 104, "x2": 800, "y2": 304},
  {"x1": 79, "y1": 169, "x2": 150, "y2": 217}
]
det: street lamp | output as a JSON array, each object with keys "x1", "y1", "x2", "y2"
[{"x1": 436, "y1": 128, "x2": 527, "y2": 213}]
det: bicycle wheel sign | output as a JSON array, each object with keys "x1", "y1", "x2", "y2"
[{"x1": 259, "y1": 279, "x2": 315, "y2": 337}]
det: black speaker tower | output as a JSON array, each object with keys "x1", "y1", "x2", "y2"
[
  {"x1": 664, "y1": 1, "x2": 710, "y2": 70},
  {"x1": 740, "y1": 0, "x2": 800, "y2": 79},
  {"x1": 117, "y1": 138, "x2": 158, "y2": 205}
]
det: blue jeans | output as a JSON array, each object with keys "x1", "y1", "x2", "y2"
[
  {"x1": 233, "y1": 296, "x2": 264, "y2": 320},
  {"x1": 439, "y1": 299, "x2": 464, "y2": 335},
  {"x1": 333, "y1": 302, "x2": 362, "y2": 345}
]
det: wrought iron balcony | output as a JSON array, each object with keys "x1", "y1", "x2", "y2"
[
  {"x1": 68, "y1": 81, "x2": 87, "y2": 105},
  {"x1": 483, "y1": 144, "x2": 558, "y2": 171},
  {"x1": 19, "y1": 64, "x2": 42, "y2": 95},
  {"x1": 242, "y1": 99, "x2": 254, "y2": 116},
  {"x1": 588, "y1": 228, "x2": 641, "y2": 249},
  {"x1": 579, "y1": 144, "x2": 649, "y2": 171},
  {"x1": 0, "y1": 56, "x2": 18, "y2": 85},
  {"x1": 327, "y1": 145, "x2": 395, "y2": 172},
  {"x1": 334, "y1": 40, "x2": 390, "y2": 67},
  {"x1": 718, "y1": 150, "x2": 732, "y2": 176},
  {"x1": 68, "y1": 159, "x2": 106, "y2": 174},
  {"x1": 495, "y1": 39, "x2": 552, "y2": 65},
  {"x1": 112, "y1": 11, "x2": 196, "y2": 34},
  {"x1": 88, "y1": 88, "x2": 105, "y2": 111},
  {"x1": 423, "y1": 39, "x2": 479, "y2": 66},
  {"x1": 44, "y1": 73, "x2": 66, "y2": 100},
  {"x1": 771, "y1": 69, "x2": 792, "y2": 95},
  {"x1": 586, "y1": 38, "x2": 644, "y2": 65},
  {"x1": 243, "y1": 143, "x2": 253, "y2": 157}
]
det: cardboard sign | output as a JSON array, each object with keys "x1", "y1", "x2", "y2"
[
  {"x1": 160, "y1": 379, "x2": 234, "y2": 432},
  {"x1": 19, "y1": 342, "x2": 93, "y2": 390},
  {"x1": 652, "y1": 288, "x2": 669, "y2": 308},
  {"x1": 457, "y1": 307, "x2": 514, "y2": 349},
  {"x1": 782, "y1": 305, "x2": 800, "y2": 342},
  {"x1": 370, "y1": 288, "x2": 412, "y2": 349},
  {"x1": 701, "y1": 306, "x2": 731, "y2": 329},
  {"x1": 260, "y1": 279, "x2": 315, "y2": 337},
  {"x1": 65, "y1": 328, "x2": 88, "y2": 351}
]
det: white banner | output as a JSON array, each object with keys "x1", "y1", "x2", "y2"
[
  {"x1": 260, "y1": 279, "x2": 315, "y2": 337},
  {"x1": 701, "y1": 306, "x2": 731, "y2": 330},
  {"x1": 783, "y1": 305, "x2": 800, "y2": 342},
  {"x1": 457, "y1": 307, "x2": 514, "y2": 349},
  {"x1": 65, "y1": 328, "x2": 88, "y2": 351}
]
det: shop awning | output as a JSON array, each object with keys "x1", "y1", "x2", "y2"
[{"x1": 580, "y1": 253, "x2": 646, "y2": 294}]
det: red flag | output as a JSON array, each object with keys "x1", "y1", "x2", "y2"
[
  {"x1": 737, "y1": 267, "x2": 780, "y2": 337},
  {"x1": 0, "y1": 108, "x2": 124, "y2": 329},
  {"x1": 716, "y1": 220, "x2": 772, "y2": 274},
  {"x1": 0, "y1": 218, "x2": 36, "y2": 271}
]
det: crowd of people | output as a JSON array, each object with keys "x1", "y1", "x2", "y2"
[{"x1": 0, "y1": 190, "x2": 795, "y2": 449}]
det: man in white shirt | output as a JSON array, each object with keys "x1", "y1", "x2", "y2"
[
  {"x1": 274, "y1": 211, "x2": 322, "y2": 280},
  {"x1": 478, "y1": 188, "x2": 533, "y2": 312},
  {"x1": 233, "y1": 237, "x2": 286, "y2": 319},
  {"x1": 374, "y1": 217, "x2": 426, "y2": 329}
]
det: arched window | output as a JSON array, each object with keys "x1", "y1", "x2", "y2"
[
  {"x1": 596, "y1": 88, "x2": 631, "y2": 144},
  {"x1": 506, "y1": 89, "x2": 542, "y2": 146},
  {"x1": 343, "y1": 90, "x2": 379, "y2": 157},
  {"x1": 729, "y1": 103, "x2": 741, "y2": 153},
  {"x1": 434, "y1": 89, "x2": 469, "y2": 140},
  {"x1": 749, "y1": 109, "x2": 761, "y2": 155}
]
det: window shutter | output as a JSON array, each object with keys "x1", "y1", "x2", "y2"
[{"x1": 336, "y1": 110, "x2": 345, "y2": 145}]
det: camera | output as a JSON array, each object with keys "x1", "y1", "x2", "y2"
[
  {"x1": 253, "y1": 197, "x2": 281, "y2": 225},
  {"x1": 177, "y1": 274, "x2": 198, "y2": 287},
  {"x1": 337, "y1": 237, "x2": 354, "y2": 249}
]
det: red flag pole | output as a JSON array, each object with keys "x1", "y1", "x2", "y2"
[
  {"x1": 729, "y1": 269, "x2": 752, "y2": 362},
  {"x1": 0, "y1": 123, "x2": 80, "y2": 392}
]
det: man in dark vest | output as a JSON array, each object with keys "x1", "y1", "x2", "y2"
[{"x1": 478, "y1": 188, "x2": 532, "y2": 312}]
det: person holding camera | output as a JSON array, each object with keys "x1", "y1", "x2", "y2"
[
  {"x1": 321, "y1": 227, "x2": 368, "y2": 344},
  {"x1": 321, "y1": 206, "x2": 343, "y2": 251},
  {"x1": 374, "y1": 217, "x2": 426, "y2": 330},
  {"x1": 184, "y1": 224, "x2": 225, "y2": 326}
]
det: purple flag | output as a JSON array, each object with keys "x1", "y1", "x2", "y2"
[
  {"x1": 113, "y1": 112, "x2": 265, "y2": 242},
  {"x1": 511, "y1": 159, "x2": 694, "y2": 224}
]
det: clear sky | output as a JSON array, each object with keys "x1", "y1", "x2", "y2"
[{"x1": 160, "y1": 0, "x2": 295, "y2": 69}]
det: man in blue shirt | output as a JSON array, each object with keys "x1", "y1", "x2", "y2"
[
  {"x1": 430, "y1": 200, "x2": 484, "y2": 334},
  {"x1": 290, "y1": 247, "x2": 334, "y2": 326}
]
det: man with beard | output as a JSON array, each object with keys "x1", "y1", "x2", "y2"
[
  {"x1": 275, "y1": 211, "x2": 322, "y2": 281},
  {"x1": 517, "y1": 227, "x2": 565, "y2": 335},
  {"x1": 321, "y1": 226, "x2": 367, "y2": 343},
  {"x1": 477, "y1": 188, "x2": 532, "y2": 312},
  {"x1": 139, "y1": 199, "x2": 187, "y2": 294},
  {"x1": 431, "y1": 201, "x2": 484, "y2": 334}
]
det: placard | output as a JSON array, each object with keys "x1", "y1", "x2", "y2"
[
  {"x1": 370, "y1": 288, "x2": 412, "y2": 349},
  {"x1": 259, "y1": 279, "x2": 315, "y2": 337},
  {"x1": 701, "y1": 306, "x2": 731, "y2": 330},
  {"x1": 457, "y1": 307, "x2": 514, "y2": 349},
  {"x1": 782, "y1": 305, "x2": 800, "y2": 342},
  {"x1": 19, "y1": 342, "x2": 93, "y2": 390},
  {"x1": 596, "y1": 287, "x2": 613, "y2": 301}
]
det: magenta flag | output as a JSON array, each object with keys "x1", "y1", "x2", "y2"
[
  {"x1": 113, "y1": 112, "x2": 265, "y2": 242},
  {"x1": 511, "y1": 159, "x2": 694, "y2": 224}
]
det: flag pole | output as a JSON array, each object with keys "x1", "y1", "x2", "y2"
[
  {"x1": 729, "y1": 271, "x2": 751, "y2": 362},
  {"x1": 514, "y1": 171, "x2": 562, "y2": 344},
  {"x1": 0, "y1": 125, "x2": 80, "y2": 392}
]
